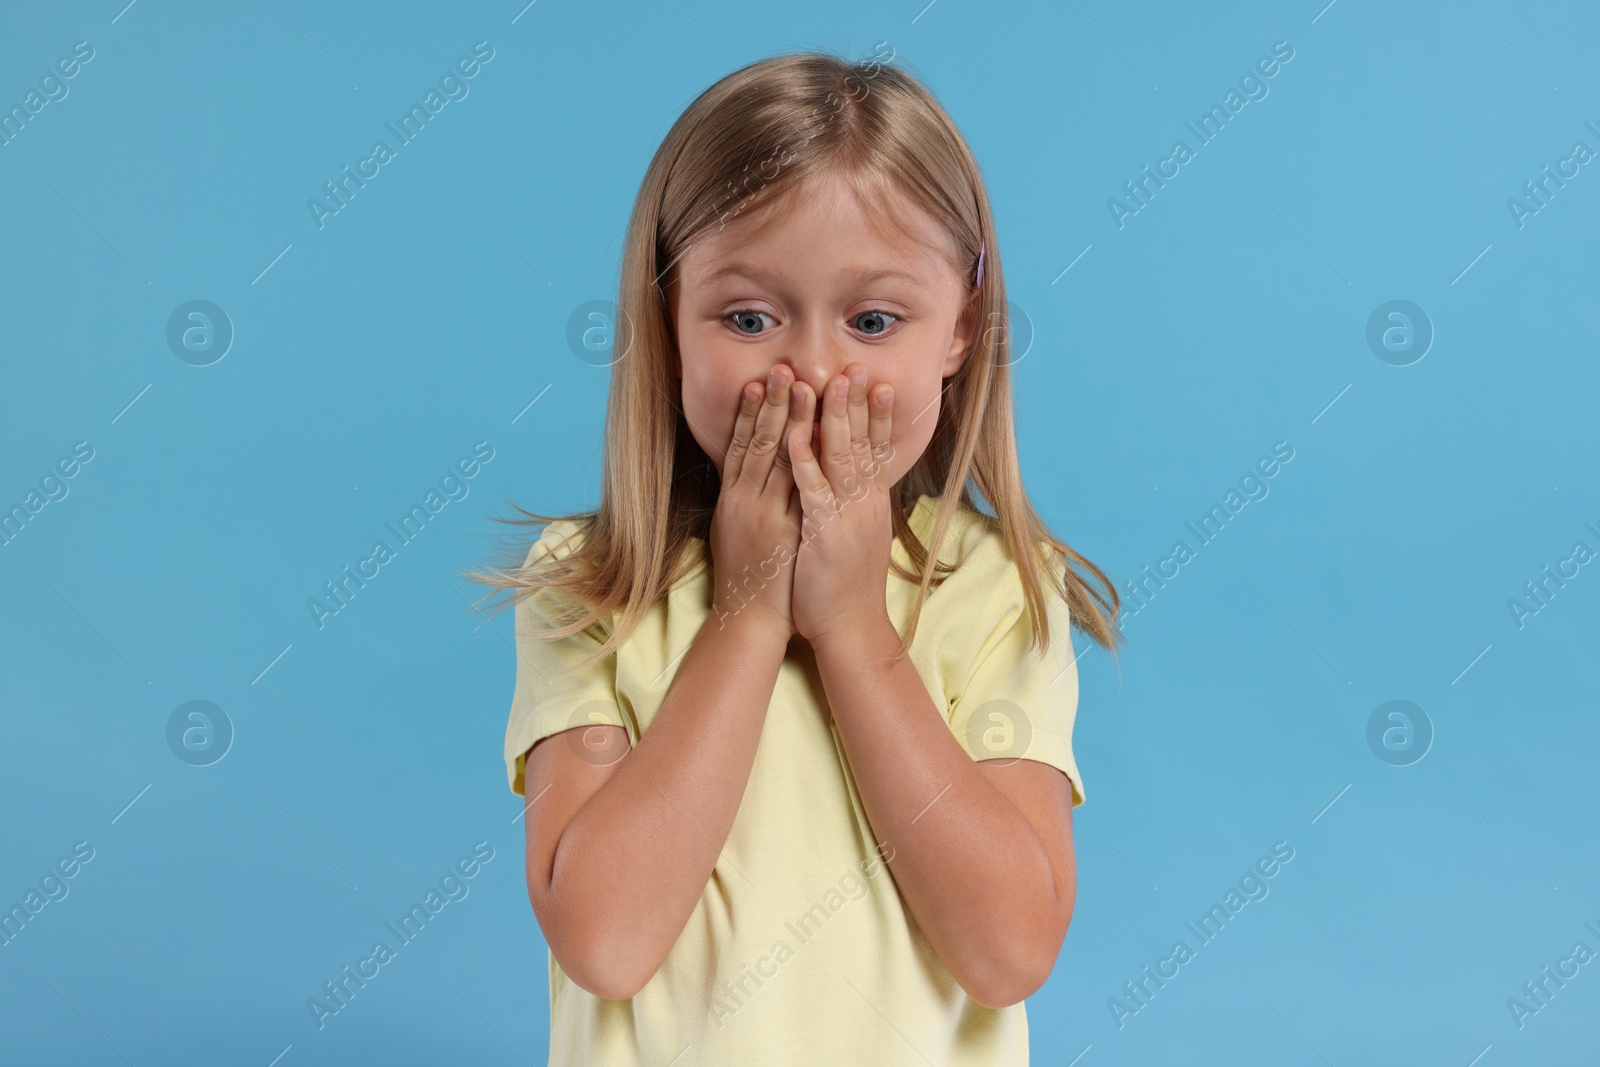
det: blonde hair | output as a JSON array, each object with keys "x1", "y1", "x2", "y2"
[{"x1": 465, "y1": 47, "x2": 1122, "y2": 671}]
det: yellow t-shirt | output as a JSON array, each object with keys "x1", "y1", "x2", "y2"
[{"x1": 504, "y1": 493, "x2": 1085, "y2": 1067}]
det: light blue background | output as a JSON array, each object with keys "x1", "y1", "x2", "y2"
[{"x1": 3, "y1": 1, "x2": 1596, "y2": 1063}]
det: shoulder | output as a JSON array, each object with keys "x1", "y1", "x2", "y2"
[
  {"x1": 939, "y1": 517, "x2": 1074, "y2": 648},
  {"x1": 523, "y1": 515, "x2": 596, "y2": 569},
  {"x1": 938, "y1": 507, "x2": 1061, "y2": 595},
  {"x1": 516, "y1": 516, "x2": 609, "y2": 628}
]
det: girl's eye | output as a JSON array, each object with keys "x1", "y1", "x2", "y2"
[
  {"x1": 853, "y1": 310, "x2": 899, "y2": 336},
  {"x1": 727, "y1": 309, "x2": 776, "y2": 336},
  {"x1": 723, "y1": 308, "x2": 902, "y2": 337}
]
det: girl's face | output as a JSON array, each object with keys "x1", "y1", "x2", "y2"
[{"x1": 670, "y1": 172, "x2": 979, "y2": 487}]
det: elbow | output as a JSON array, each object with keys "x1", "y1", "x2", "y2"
[
  {"x1": 531, "y1": 888, "x2": 660, "y2": 1001},
  {"x1": 565, "y1": 953, "x2": 650, "y2": 1002},
  {"x1": 544, "y1": 924, "x2": 657, "y2": 1001},
  {"x1": 965, "y1": 952, "x2": 1052, "y2": 1010},
  {"x1": 527, "y1": 854, "x2": 660, "y2": 1000},
  {"x1": 964, "y1": 913, "x2": 1072, "y2": 1010},
  {"x1": 579, "y1": 941, "x2": 662, "y2": 1001}
]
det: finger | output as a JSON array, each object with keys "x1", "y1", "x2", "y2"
[
  {"x1": 767, "y1": 380, "x2": 813, "y2": 499},
  {"x1": 866, "y1": 382, "x2": 894, "y2": 486},
  {"x1": 845, "y1": 364, "x2": 870, "y2": 443},
  {"x1": 845, "y1": 365, "x2": 873, "y2": 492},
  {"x1": 820, "y1": 373, "x2": 855, "y2": 491},
  {"x1": 788, "y1": 422, "x2": 835, "y2": 528},
  {"x1": 721, "y1": 381, "x2": 763, "y2": 489},
  {"x1": 741, "y1": 366, "x2": 793, "y2": 493}
]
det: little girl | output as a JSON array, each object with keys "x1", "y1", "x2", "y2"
[{"x1": 474, "y1": 48, "x2": 1121, "y2": 1066}]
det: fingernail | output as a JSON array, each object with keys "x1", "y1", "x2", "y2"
[
  {"x1": 768, "y1": 368, "x2": 782, "y2": 390},
  {"x1": 835, "y1": 380, "x2": 848, "y2": 400}
]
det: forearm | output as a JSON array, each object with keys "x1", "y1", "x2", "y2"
[
  {"x1": 811, "y1": 614, "x2": 1060, "y2": 1006},
  {"x1": 552, "y1": 612, "x2": 789, "y2": 995}
]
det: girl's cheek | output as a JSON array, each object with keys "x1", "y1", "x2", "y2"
[{"x1": 895, "y1": 390, "x2": 937, "y2": 458}]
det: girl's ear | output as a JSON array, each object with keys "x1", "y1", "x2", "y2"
[{"x1": 943, "y1": 288, "x2": 982, "y2": 378}]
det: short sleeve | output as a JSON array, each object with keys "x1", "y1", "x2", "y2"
[
  {"x1": 503, "y1": 520, "x2": 630, "y2": 797},
  {"x1": 947, "y1": 552, "x2": 1086, "y2": 806}
]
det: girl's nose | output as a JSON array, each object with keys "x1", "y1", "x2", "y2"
[
  {"x1": 790, "y1": 369, "x2": 851, "y2": 413},
  {"x1": 787, "y1": 362, "x2": 861, "y2": 409},
  {"x1": 780, "y1": 319, "x2": 854, "y2": 402}
]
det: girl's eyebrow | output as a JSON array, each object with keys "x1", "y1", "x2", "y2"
[{"x1": 703, "y1": 261, "x2": 928, "y2": 290}]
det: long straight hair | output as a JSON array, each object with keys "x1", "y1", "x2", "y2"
[{"x1": 466, "y1": 48, "x2": 1122, "y2": 671}]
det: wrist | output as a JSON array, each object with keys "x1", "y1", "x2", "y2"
[
  {"x1": 703, "y1": 602, "x2": 793, "y2": 654},
  {"x1": 806, "y1": 610, "x2": 892, "y2": 659}
]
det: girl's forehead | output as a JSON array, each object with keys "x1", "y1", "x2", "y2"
[{"x1": 687, "y1": 174, "x2": 959, "y2": 280}]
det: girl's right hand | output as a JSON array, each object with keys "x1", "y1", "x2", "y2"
[{"x1": 708, "y1": 365, "x2": 815, "y2": 641}]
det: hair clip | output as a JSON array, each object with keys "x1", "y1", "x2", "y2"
[{"x1": 975, "y1": 241, "x2": 986, "y2": 288}]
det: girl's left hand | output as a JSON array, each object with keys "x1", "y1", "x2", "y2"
[{"x1": 786, "y1": 363, "x2": 897, "y2": 644}]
